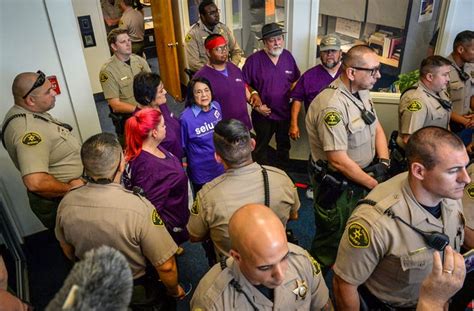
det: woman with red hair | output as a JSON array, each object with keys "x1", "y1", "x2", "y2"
[{"x1": 123, "y1": 108, "x2": 189, "y2": 245}]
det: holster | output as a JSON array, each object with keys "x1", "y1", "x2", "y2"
[
  {"x1": 310, "y1": 159, "x2": 348, "y2": 210},
  {"x1": 109, "y1": 111, "x2": 132, "y2": 136},
  {"x1": 388, "y1": 130, "x2": 407, "y2": 177}
]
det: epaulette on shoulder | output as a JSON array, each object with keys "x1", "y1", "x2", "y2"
[{"x1": 357, "y1": 193, "x2": 400, "y2": 216}]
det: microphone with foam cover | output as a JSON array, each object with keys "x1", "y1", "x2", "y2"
[{"x1": 46, "y1": 246, "x2": 133, "y2": 311}]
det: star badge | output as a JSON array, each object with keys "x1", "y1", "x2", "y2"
[{"x1": 292, "y1": 280, "x2": 308, "y2": 299}]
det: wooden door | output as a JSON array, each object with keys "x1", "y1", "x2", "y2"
[{"x1": 150, "y1": 0, "x2": 182, "y2": 100}]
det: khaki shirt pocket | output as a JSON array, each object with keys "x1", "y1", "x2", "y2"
[
  {"x1": 118, "y1": 76, "x2": 133, "y2": 99},
  {"x1": 400, "y1": 250, "x2": 432, "y2": 284},
  {"x1": 449, "y1": 81, "x2": 465, "y2": 104},
  {"x1": 348, "y1": 118, "x2": 369, "y2": 148}
]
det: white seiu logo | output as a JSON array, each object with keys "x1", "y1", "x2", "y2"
[
  {"x1": 195, "y1": 122, "x2": 215, "y2": 135},
  {"x1": 235, "y1": 78, "x2": 242, "y2": 82},
  {"x1": 285, "y1": 70, "x2": 293, "y2": 74}
]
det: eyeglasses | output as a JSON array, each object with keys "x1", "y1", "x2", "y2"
[
  {"x1": 213, "y1": 45, "x2": 228, "y2": 53},
  {"x1": 351, "y1": 66, "x2": 381, "y2": 77},
  {"x1": 23, "y1": 70, "x2": 46, "y2": 99}
]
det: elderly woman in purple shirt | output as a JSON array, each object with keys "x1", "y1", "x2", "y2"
[
  {"x1": 123, "y1": 108, "x2": 190, "y2": 245},
  {"x1": 133, "y1": 72, "x2": 183, "y2": 159},
  {"x1": 181, "y1": 77, "x2": 225, "y2": 194}
]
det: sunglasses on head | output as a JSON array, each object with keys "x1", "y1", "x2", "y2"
[{"x1": 23, "y1": 70, "x2": 46, "y2": 99}]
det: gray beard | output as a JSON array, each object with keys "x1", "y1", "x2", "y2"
[{"x1": 267, "y1": 47, "x2": 283, "y2": 57}]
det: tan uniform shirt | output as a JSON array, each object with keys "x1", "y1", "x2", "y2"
[
  {"x1": 2, "y1": 105, "x2": 82, "y2": 182},
  {"x1": 398, "y1": 81, "x2": 451, "y2": 146},
  {"x1": 55, "y1": 182, "x2": 178, "y2": 279},
  {"x1": 185, "y1": 20, "x2": 243, "y2": 72},
  {"x1": 305, "y1": 78, "x2": 378, "y2": 169},
  {"x1": 100, "y1": 0, "x2": 121, "y2": 21},
  {"x1": 190, "y1": 243, "x2": 329, "y2": 311},
  {"x1": 463, "y1": 164, "x2": 474, "y2": 229},
  {"x1": 119, "y1": 8, "x2": 144, "y2": 42},
  {"x1": 187, "y1": 162, "x2": 300, "y2": 260},
  {"x1": 99, "y1": 54, "x2": 151, "y2": 105},
  {"x1": 447, "y1": 54, "x2": 474, "y2": 116},
  {"x1": 334, "y1": 173, "x2": 465, "y2": 308}
]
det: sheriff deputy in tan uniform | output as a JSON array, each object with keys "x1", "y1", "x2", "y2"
[
  {"x1": 305, "y1": 45, "x2": 389, "y2": 272},
  {"x1": 446, "y1": 30, "x2": 474, "y2": 145},
  {"x1": 333, "y1": 126, "x2": 468, "y2": 309},
  {"x1": 55, "y1": 133, "x2": 185, "y2": 305},
  {"x1": 397, "y1": 55, "x2": 452, "y2": 148},
  {"x1": 191, "y1": 204, "x2": 332, "y2": 311},
  {"x1": 462, "y1": 164, "x2": 474, "y2": 249},
  {"x1": 187, "y1": 119, "x2": 300, "y2": 261},
  {"x1": 99, "y1": 28, "x2": 150, "y2": 138},
  {"x1": 1, "y1": 71, "x2": 83, "y2": 229},
  {"x1": 185, "y1": 0, "x2": 242, "y2": 72}
]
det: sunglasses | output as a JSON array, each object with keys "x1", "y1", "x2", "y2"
[{"x1": 23, "y1": 70, "x2": 46, "y2": 99}]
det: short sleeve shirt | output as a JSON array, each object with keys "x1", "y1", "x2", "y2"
[
  {"x1": 463, "y1": 164, "x2": 474, "y2": 229},
  {"x1": 2, "y1": 105, "x2": 82, "y2": 182},
  {"x1": 119, "y1": 8, "x2": 144, "y2": 42},
  {"x1": 99, "y1": 54, "x2": 151, "y2": 105},
  {"x1": 185, "y1": 21, "x2": 243, "y2": 72},
  {"x1": 291, "y1": 64, "x2": 342, "y2": 111},
  {"x1": 242, "y1": 49, "x2": 300, "y2": 121},
  {"x1": 190, "y1": 243, "x2": 329, "y2": 310},
  {"x1": 56, "y1": 183, "x2": 178, "y2": 279},
  {"x1": 398, "y1": 81, "x2": 451, "y2": 135},
  {"x1": 447, "y1": 54, "x2": 474, "y2": 115},
  {"x1": 334, "y1": 173, "x2": 465, "y2": 307},
  {"x1": 305, "y1": 78, "x2": 378, "y2": 168},
  {"x1": 187, "y1": 162, "x2": 300, "y2": 259},
  {"x1": 180, "y1": 101, "x2": 225, "y2": 184}
]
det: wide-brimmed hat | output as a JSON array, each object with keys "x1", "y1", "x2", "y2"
[
  {"x1": 259, "y1": 23, "x2": 286, "y2": 40},
  {"x1": 320, "y1": 34, "x2": 341, "y2": 51}
]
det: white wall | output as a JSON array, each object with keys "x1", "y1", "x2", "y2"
[
  {"x1": 71, "y1": 0, "x2": 111, "y2": 94},
  {"x1": 0, "y1": 0, "x2": 101, "y2": 237},
  {"x1": 437, "y1": 0, "x2": 474, "y2": 56}
]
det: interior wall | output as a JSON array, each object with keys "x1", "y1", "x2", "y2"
[
  {"x1": 0, "y1": 0, "x2": 101, "y2": 237},
  {"x1": 71, "y1": 0, "x2": 111, "y2": 94}
]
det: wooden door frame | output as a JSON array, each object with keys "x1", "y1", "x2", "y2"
[{"x1": 150, "y1": 0, "x2": 182, "y2": 100}]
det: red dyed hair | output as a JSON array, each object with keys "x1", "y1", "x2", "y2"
[{"x1": 124, "y1": 108, "x2": 162, "y2": 162}]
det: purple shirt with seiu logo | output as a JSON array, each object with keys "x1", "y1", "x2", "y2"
[
  {"x1": 180, "y1": 101, "x2": 225, "y2": 185},
  {"x1": 194, "y1": 63, "x2": 252, "y2": 129},
  {"x1": 242, "y1": 49, "x2": 300, "y2": 121}
]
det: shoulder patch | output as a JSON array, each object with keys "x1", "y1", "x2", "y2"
[
  {"x1": 305, "y1": 253, "x2": 321, "y2": 276},
  {"x1": 347, "y1": 222, "x2": 370, "y2": 248},
  {"x1": 465, "y1": 183, "x2": 474, "y2": 199},
  {"x1": 151, "y1": 209, "x2": 164, "y2": 226},
  {"x1": 185, "y1": 34, "x2": 192, "y2": 43},
  {"x1": 406, "y1": 100, "x2": 422, "y2": 112},
  {"x1": 191, "y1": 197, "x2": 200, "y2": 215},
  {"x1": 100, "y1": 72, "x2": 108, "y2": 83},
  {"x1": 324, "y1": 111, "x2": 341, "y2": 127},
  {"x1": 22, "y1": 132, "x2": 42, "y2": 146}
]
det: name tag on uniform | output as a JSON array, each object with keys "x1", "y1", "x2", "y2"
[{"x1": 120, "y1": 76, "x2": 129, "y2": 81}]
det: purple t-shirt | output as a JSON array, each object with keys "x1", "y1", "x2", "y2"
[
  {"x1": 194, "y1": 63, "x2": 252, "y2": 129},
  {"x1": 123, "y1": 146, "x2": 190, "y2": 244},
  {"x1": 180, "y1": 101, "x2": 225, "y2": 185},
  {"x1": 242, "y1": 49, "x2": 300, "y2": 121},
  {"x1": 133, "y1": 104, "x2": 183, "y2": 159},
  {"x1": 291, "y1": 64, "x2": 342, "y2": 111}
]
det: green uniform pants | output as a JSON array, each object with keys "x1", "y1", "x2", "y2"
[
  {"x1": 310, "y1": 180, "x2": 367, "y2": 273},
  {"x1": 27, "y1": 191, "x2": 61, "y2": 230}
]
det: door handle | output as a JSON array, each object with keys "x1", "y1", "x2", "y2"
[{"x1": 167, "y1": 42, "x2": 179, "y2": 47}]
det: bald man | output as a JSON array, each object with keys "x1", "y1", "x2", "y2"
[
  {"x1": 191, "y1": 204, "x2": 331, "y2": 310},
  {"x1": 1, "y1": 71, "x2": 83, "y2": 229}
]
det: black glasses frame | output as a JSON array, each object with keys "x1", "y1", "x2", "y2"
[
  {"x1": 22, "y1": 70, "x2": 46, "y2": 99},
  {"x1": 351, "y1": 66, "x2": 381, "y2": 77}
]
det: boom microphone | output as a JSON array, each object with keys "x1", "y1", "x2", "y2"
[{"x1": 46, "y1": 246, "x2": 133, "y2": 311}]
